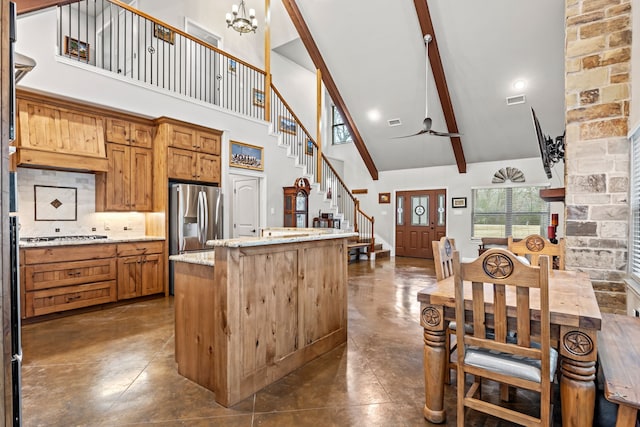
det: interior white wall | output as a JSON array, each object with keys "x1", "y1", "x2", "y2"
[
  {"x1": 325, "y1": 139, "x2": 565, "y2": 259},
  {"x1": 15, "y1": 8, "x2": 316, "y2": 239},
  {"x1": 136, "y1": 0, "x2": 265, "y2": 68}
]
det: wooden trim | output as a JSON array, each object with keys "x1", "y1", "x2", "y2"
[
  {"x1": 352, "y1": 189, "x2": 368, "y2": 194},
  {"x1": 539, "y1": 187, "x2": 565, "y2": 202},
  {"x1": 281, "y1": 0, "x2": 379, "y2": 180},
  {"x1": 413, "y1": 0, "x2": 467, "y2": 174},
  {"x1": 15, "y1": 0, "x2": 74, "y2": 14},
  {"x1": 316, "y1": 69, "x2": 322, "y2": 184}
]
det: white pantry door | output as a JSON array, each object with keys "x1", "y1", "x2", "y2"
[{"x1": 233, "y1": 177, "x2": 260, "y2": 238}]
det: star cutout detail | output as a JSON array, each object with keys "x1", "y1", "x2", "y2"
[
  {"x1": 483, "y1": 254, "x2": 513, "y2": 279},
  {"x1": 526, "y1": 236, "x2": 545, "y2": 252},
  {"x1": 422, "y1": 307, "x2": 441, "y2": 327},
  {"x1": 564, "y1": 332, "x2": 593, "y2": 356}
]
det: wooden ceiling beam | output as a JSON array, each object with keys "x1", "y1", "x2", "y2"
[
  {"x1": 413, "y1": 0, "x2": 466, "y2": 174},
  {"x1": 281, "y1": 0, "x2": 379, "y2": 180},
  {"x1": 14, "y1": 0, "x2": 73, "y2": 14}
]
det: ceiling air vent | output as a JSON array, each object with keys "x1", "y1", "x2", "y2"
[
  {"x1": 506, "y1": 94, "x2": 526, "y2": 106},
  {"x1": 387, "y1": 118, "x2": 402, "y2": 127}
]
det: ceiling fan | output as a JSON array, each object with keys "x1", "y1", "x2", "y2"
[{"x1": 393, "y1": 34, "x2": 462, "y2": 139}]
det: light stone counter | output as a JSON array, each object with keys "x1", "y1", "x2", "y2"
[
  {"x1": 169, "y1": 250, "x2": 215, "y2": 267},
  {"x1": 206, "y1": 228, "x2": 357, "y2": 248},
  {"x1": 19, "y1": 236, "x2": 165, "y2": 248}
]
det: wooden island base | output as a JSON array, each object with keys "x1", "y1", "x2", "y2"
[{"x1": 172, "y1": 231, "x2": 352, "y2": 407}]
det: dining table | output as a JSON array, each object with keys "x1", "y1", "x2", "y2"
[{"x1": 417, "y1": 268, "x2": 602, "y2": 427}]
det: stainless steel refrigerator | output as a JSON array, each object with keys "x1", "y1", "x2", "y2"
[{"x1": 169, "y1": 183, "x2": 223, "y2": 292}]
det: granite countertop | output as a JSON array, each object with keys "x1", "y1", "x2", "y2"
[
  {"x1": 207, "y1": 228, "x2": 358, "y2": 248},
  {"x1": 169, "y1": 250, "x2": 215, "y2": 267},
  {"x1": 19, "y1": 236, "x2": 165, "y2": 248}
]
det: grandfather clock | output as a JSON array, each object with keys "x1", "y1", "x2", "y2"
[{"x1": 283, "y1": 177, "x2": 310, "y2": 228}]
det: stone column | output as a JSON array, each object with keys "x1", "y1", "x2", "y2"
[{"x1": 565, "y1": 0, "x2": 631, "y2": 313}]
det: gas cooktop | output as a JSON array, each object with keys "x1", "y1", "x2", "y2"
[{"x1": 20, "y1": 235, "x2": 109, "y2": 243}]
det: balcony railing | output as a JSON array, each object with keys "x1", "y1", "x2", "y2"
[{"x1": 57, "y1": 0, "x2": 374, "y2": 250}]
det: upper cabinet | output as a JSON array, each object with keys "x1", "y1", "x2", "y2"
[
  {"x1": 96, "y1": 116, "x2": 155, "y2": 212},
  {"x1": 15, "y1": 90, "x2": 108, "y2": 172},
  {"x1": 105, "y1": 118, "x2": 154, "y2": 148}
]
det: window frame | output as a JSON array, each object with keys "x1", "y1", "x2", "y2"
[
  {"x1": 629, "y1": 129, "x2": 640, "y2": 282},
  {"x1": 471, "y1": 185, "x2": 551, "y2": 239},
  {"x1": 331, "y1": 105, "x2": 352, "y2": 145}
]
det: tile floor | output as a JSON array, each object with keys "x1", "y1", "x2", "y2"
[{"x1": 21, "y1": 257, "x2": 567, "y2": 426}]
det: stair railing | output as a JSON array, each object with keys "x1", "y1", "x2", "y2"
[{"x1": 57, "y1": 0, "x2": 375, "y2": 247}]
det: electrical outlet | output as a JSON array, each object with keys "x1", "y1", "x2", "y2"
[
  {"x1": 55, "y1": 228, "x2": 60, "y2": 232},
  {"x1": 91, "y1": 227, "x2": 96, "y2": 232},
  {"x1": 104, "y1": 222, "x2": 111, "y2": 231}
]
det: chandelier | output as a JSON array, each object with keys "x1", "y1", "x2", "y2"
[{"x1": 225, "y1": 1, "x2": 258, "y2": 34}]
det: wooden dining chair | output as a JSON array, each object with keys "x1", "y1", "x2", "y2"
[
  {"x1": 432, "y1": 237, "x2": 458, "y2": 383},
  {"x1": 508, "y1": 234, "x2": 565, "y2": 270},
  {"x1": 453, "y1": 249, "x2": 557, "y2": 427}
]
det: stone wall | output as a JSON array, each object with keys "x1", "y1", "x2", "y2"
[{"x1": 565, "y1": 0, "x2": 631, "y2": 313}]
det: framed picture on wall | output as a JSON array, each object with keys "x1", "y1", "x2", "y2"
[
  {"x1": 378, "y1": 193, "x2": 391, "y2": 204},
  {"x1": 153, "y1": 23, "x2": 175, "y2": 44},
  {"x1": 230, "y1": 140, "x2": 264, "y2": 171},
  {"x1": 452, "y1": 197, "x2": 467, "y2": 208},
  {"x1": 278, "y1": 116, "x2": 297, "y2": 135},
  {"x1": 64, "y1": 36, "x2": 89, "y2": 61},
  {"x1": 252, "y1": 89, "x2": 265, "y2": 107},
  {"x1": 306, "y1": 140, "x2": 314, "y2": 156}
]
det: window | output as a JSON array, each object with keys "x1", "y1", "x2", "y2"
[
  {"x1": 472, "y1": 186, "x2": 549, "y2": 238},
  {"x1": 332, "y1": 106, "x2": 353, "y2": 145},
  {"x1": 630, "y1": 132, "x2": 640, "y2": 281}
]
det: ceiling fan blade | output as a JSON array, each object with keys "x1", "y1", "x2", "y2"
[
  {"x1": 428, "y1": 130, "x2": 463, "y2": 138},
  {"x1": 391, "y1": 129, "x2": 429, "y2": 139}
]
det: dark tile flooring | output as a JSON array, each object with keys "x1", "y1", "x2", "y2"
[{"x1": 21, "y1": 257, "x2": 571, "y2": 426}]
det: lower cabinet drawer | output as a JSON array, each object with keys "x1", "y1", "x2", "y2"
[
  {"x1": 24, "y1": 280, "x2": 117, "y2": 318},
  {"x1": 24, "y1": 258, "x2": 117, "y2": 291}
]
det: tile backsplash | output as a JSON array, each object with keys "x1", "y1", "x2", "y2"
[{"x1": 16, "y1": 167, "x2": 146, "y2": 238}]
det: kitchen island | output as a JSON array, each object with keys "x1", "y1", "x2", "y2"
[{"x1": 170, "y1": 228, "x2": 356, "y2": 406}]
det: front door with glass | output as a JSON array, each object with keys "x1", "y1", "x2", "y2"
[{"x1": 395, "y1": 189, "x2": 447, "y2": 258}]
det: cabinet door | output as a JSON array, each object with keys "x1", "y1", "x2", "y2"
[
  {"x1": 130, "y1": 123, "x2": 154, "y2": 148},
  {"x1": 60, "y1": 109, "x2": 107, "y2": 157},
  {"x1": 105, "y1": 143, "x2": 131, "y2": 210},
  {"x1": 141, "y1": 254, "x2": 163, "y2": 295},
  {"x1": 197, "y1": 131, "x2": 221, "y2": 155},
  {"x1": 105, "y1": 118, "x2": 130, "y2": 145},
  {"x1": 17, "y1": 99, "x2": 63, "y2": 150},
  {"x1": 130, "y1": 147, "x2": 153, "y2": 211},
  {"x1": 117, "y1": 256, "x2": 140, "y2": 300},
  {"x1": 197, "y1": 153, "x2": 220, "y2": 183},
  {"x1": 168, "y1": 125, "x2": 197, "y2": 150},
  {"x1": 167, "y1": 147, "x2": 197, "y2": 181}
]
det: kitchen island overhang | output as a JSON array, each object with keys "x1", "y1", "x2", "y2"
[{"x1": 171, "y1": 229, "x2": 357, "y2": 406}]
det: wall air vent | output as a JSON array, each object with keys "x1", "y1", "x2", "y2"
[
  {"x1": 387, "y1": 118, "x2": 402, "y2": 127},
  {"x1": 506, "y1": 94, "x2": 526, "y2": 105}
]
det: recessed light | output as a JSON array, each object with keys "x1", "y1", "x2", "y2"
[
  {"x1": 367, "y1": 110, "x2": 381, "y2": 121},
  {"x1": 513, "y1": 79, "x2": 527, "y2": 90}
]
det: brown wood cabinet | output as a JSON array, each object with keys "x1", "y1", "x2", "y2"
[
  {"x1": 116, "y1": 241, "x2": 164, "y2": 300},
  {"x1": 167, "y1": 123, "x2": 220, "y2": 155},
  {"x1": 15, "y1": 91, "x2": 108, "y2": 171},
  {"x1": 96, "y1": 143, "x2": 153, "y2": 211},
  {"x1": 155, "y1": 118, "x2": 222, "y2": 186},
  {"x1": 167, "y1": 148, "x2": 220, "y2": 183},
  {"x1": 21, "y1": 244, "x2": 118, "y2": 318},
  {"x1": 105, "y1": 118, "x2": 154, "y2": 148}
]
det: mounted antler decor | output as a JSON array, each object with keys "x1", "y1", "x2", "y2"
[{"x1": 491, "y1": 167, "x2": 525, "y2": 183}]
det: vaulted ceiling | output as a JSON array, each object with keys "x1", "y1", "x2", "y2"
[
  {"x1": 276, "y1": 0, "x2": 566, "y2": 177},
  {"x1": 16, "y1": 0, "x2": 567, "y2": 180}
]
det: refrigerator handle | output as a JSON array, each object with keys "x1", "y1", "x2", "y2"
[
  {"x1": 178, "y1": 188, "x2": 185, "y2": 253},
  {"x1": 202, "y1": 191, "x2": 209, "y2": 244},
  {"x1": 196, "y1": 191, "x2": 203, "y2": 243}
]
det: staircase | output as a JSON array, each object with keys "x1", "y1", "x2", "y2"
[{"x1": 56, "y1": 0, "x2": 380, "y2": 255}]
